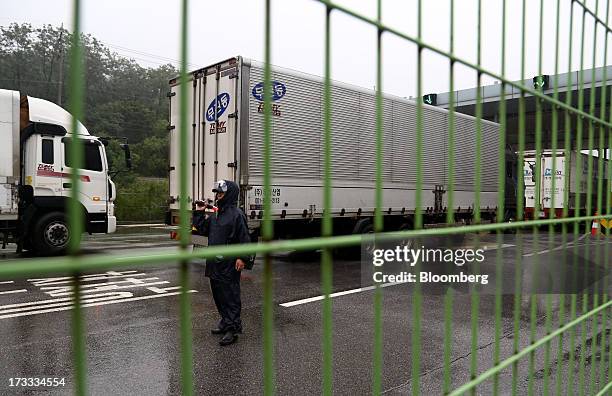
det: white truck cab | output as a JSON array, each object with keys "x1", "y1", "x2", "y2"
[{"x1": 0, "y1": 89, "x2": 126, "y2": 254}]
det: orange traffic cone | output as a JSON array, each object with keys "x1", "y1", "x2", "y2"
[{"x1": 591, "y1": 212, "x2": 600, "y2": 236}]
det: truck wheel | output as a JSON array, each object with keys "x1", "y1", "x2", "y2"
[
  {"x1": 398, "y1": 222, "x2": 416, "y2": 251},
  {"x1": 32, "y1": 212, "x2": 71, "y2": 255},
  {"x1": 334, "y1": 219, "x2": 374, "y2": 260}
]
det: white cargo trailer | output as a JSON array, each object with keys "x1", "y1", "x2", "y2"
[
  {"x1": 523, "y1": 149, "x2": 609, "y2": 219},
  {"x1": 167, "y1": 57, "x2": 515, "y2": 237},
  {"x1": 0, "y1": 89, "x2": 130, "y2": 254}
]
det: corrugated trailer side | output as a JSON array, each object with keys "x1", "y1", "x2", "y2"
[
  {"x1": 241, "y1": 58, "x2": 500, "y2": 222},
  {"x1": 167, "y1": 56, "x2": 507, "y2": 234}
]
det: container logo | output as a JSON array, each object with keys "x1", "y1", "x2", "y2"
[
  {"x1": 543, "y1": 168, "x2": 562, "y2": 177},
  {"x1": 205, "y1": 92, "x2": 231, "y2": 122},
  {"x1": 252, "y1": 81, "x2": 286, "y2": 101}
]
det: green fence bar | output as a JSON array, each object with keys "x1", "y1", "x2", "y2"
[
  {"x1": 177, "y1": 0, "x2": 193, "y2": 394},
  {"x1": 549, "y1": 2, "x2": 563, "y2": 395},
  {"x1": 263, "y1": 1, "x2": 275, "y2": 394},
  {"x1": 587, "y1": 2, "x2": 603, "y2": 394},
  {"x1": 528, "y1": 1, "x2": 546, "y2": 394},
  {"x1": 371, "y1": 0, "x2": 384, "y2": 394},
  {"x1": 512, "y1": 0, "x2": 528, "y2": 392},
  {"x1": 411, "y1": 1, "x2": 424, "y2": 395},
  {"x1": 577, "y1": 6, "x2": 590, "y2": 395},
  {"x1": 600, "y1": 2, "x2": 612, "y2": 390},
  {"x1": 444, "y1": 0, "x2": 457, "y2": 392},
  {"x1": 321, "y1": 4, "x2": 333, "y2": 396},
  {"x1": 66, "y1": 0, "x2": 87, "y2": 394},
  {"x1": 469, "y1": 3, "x2": 483, "y2": 393},
  {"x1": 566, "y1": 1, "x2": 579, "y2": 392},
  {"x1": 3, "y1": 213, "x2": 612, "y2": 277},
  {"x1": 492, "y1": 1, "x2": 507, "y2": 393}
]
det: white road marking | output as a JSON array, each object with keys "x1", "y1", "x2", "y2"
[
  {"x1": 0, "y1": 270, "x2": 198, "y2": 320},
  {"x1": 116, "y1": 223, "x2": 166, "y2": 228},
  {"x1": 1, "y1": 294, "x2": 121, "y2": 314},
  {"x1": 83, "y1": 242, "x2": 178, "y2": 250},
  {"x1": 278, "y1": 240, "x2": 561, "y2": 308},
  {"x1": 475, "y1": 243, "x2": 515, "y2": 250},
  {"x1": 0, "y1": 281, "x2": 15, "y2": 285},
  {"x1": 523, "y1": 234, "x2": 588, "y2": 257},
  {"x1": 0, "y1": 289, "x2": 27, "y2": 295},
  {"x1": 86, "y1": 234, "x2": 171, "y2": 242},
  {"x1": 0, "y1": 290, "x2": 197, "y2": 320},
  {"x1": 280, "y1": 282, "x2": 407, "y2": 307}
]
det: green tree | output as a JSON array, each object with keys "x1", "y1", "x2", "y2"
[
  {"x1": 133, "y1": 136, "x2": 169, "y2": 177},
  {"x1": 114, "y1": 178, "x2": 168, "y2": 222},
  {"x1": 0, "y1": 23, "x2": 178, "y2": 222},
  {"x1": 0, "y1": 22, "x2": 177, "y2": 146}
]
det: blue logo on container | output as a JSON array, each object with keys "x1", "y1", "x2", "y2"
[
  {"x1": 252, "y1": 81, "x2": 286, "y2": 101},
  {"x1": 206, "y1": 93, "x2": 231, "y2": 122},
  {"x1": 544, "y1": 168, "x2": 552, "y2": 176}
]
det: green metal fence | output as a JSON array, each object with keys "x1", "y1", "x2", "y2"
[{"x1": 1, "y1": 0, "x2": 611, "y2": 394}]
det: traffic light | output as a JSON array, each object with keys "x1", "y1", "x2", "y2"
[
  {"x1": 422, "y1": 93, "x2": 437, "y2": 106},
  {"x1": 533, "y1": 75, "x2": 549, "y2": 90}
]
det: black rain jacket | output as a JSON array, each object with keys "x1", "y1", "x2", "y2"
[{"x1": 192, "y1": 180, "x2": 253, "y2": 282}]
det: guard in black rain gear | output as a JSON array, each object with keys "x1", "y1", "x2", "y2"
[{"x1": 192, "y1": 179, "x2": 253, "y2": 346}]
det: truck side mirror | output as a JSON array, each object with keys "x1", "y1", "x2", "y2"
[{"x1": 120, "y1": 143, "x2": 132, "y2": 169}]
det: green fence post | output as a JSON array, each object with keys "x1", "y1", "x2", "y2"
[
  {"x1": 444, "y1": 0, "x2": 457, "y2": 392},
  {"x1": 67, "y1": 0, "x2": 87, "y2": 394},
  {"x1": 321, "y1": 4, "x2": 334, "y2": 395},
  {"x1": 263, "y1": 1, "x2": 275, "y2": 394},
  {"x1": 177, "y1": 0, "x2": 194, "y2": 394}
]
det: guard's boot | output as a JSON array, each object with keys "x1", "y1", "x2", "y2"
[{"x1": 219, "y1": 331, "x2": 238, "y2": 346}]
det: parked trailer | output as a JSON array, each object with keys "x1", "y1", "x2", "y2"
[
  {"x1": 523, "y1": 149, "x2": 609, "y2": 219},
  {"x1": 166, "y1": 56, "x2": 516, "y2": 238}
]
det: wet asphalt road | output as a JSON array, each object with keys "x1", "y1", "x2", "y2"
[{"x1": 0, "y1": 226, "x2": 610, "y2": 395}]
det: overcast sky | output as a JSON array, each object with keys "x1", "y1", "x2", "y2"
[{"x1": 3, "y1": 0, "x2": 611, "y2": 98}]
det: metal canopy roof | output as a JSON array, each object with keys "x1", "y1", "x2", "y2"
[{"x1": 432, "y1": 66, "x2": 612, "y2": 150}]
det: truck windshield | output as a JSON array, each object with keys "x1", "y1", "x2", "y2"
[{"x1": 64, "y1": 140, "x2": 103, "y2": 172}]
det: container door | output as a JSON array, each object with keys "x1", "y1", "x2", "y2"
[
  {"x1": 168, "y1": 80, "x2": 197, "y2": 211},
  {"x1": 168, "y1": 84, "x2": 180, "y2": 212},
  {"x1": 524, "y1": 158, "x2": 536, "y2": 209},
  {"x1": 541, "y1": 155, "x2": 565, "y2": 209},
  {"x1": 201, "y1": 61, "x2": 239, "y2": 204}
]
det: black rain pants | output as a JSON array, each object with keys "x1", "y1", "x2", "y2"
[{"x1": 210, "y1": 278, "x2": 242, "y2": 332}]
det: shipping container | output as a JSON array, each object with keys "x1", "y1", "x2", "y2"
[{"x1": 523, "y1": 149, "x2": 609, "y2": 219}]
